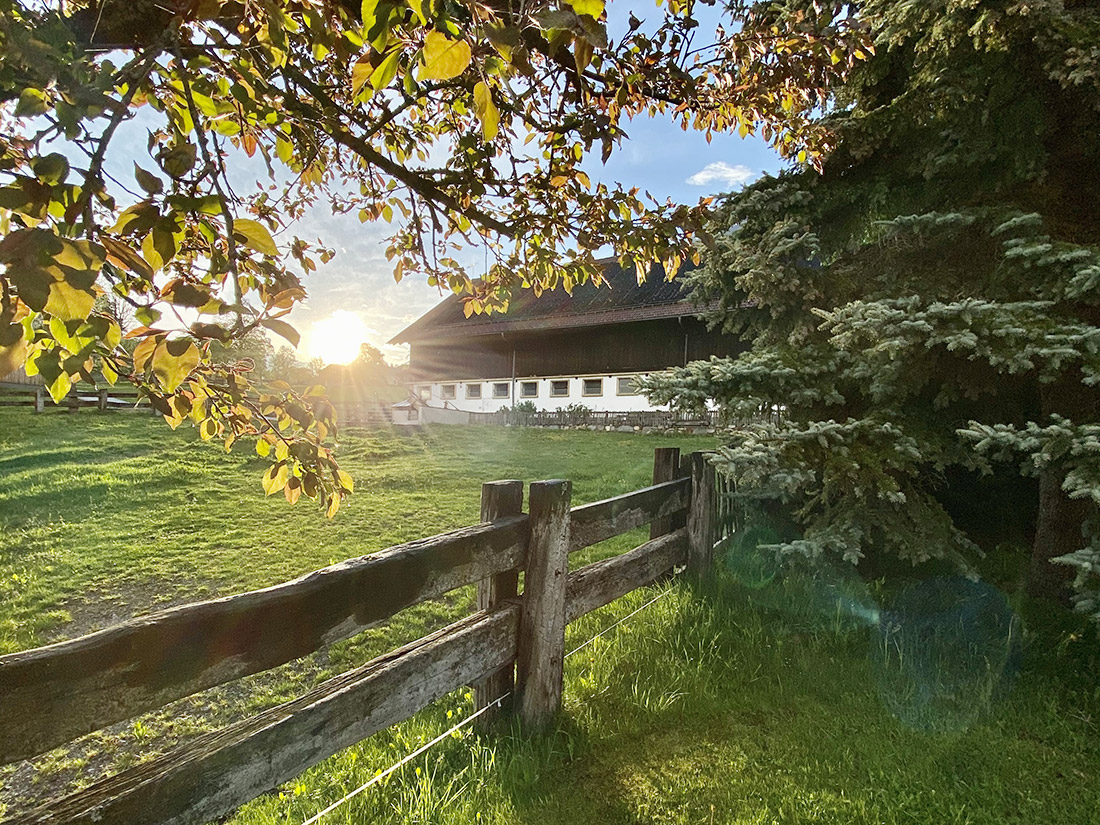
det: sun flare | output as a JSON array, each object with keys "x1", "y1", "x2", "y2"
[{"x1": 305, "y1": 311, "x2": 371, "y2": 365}]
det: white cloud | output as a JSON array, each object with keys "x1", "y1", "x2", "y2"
[{"x1": 686, "y1": 162, "x2": 755, "y2": 188}]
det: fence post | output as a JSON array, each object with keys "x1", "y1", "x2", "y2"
[
  {"x1": 474, "y1": 480, "x2": 524, "y2": 723},
  {"x1": 516, "y1": 479, "x2": 571, "y2": 727},
  {"x1": 649, "y1": 447, "x2": 681, "y2": 540},
  {"x1": 33, "y1": 387, "x2": 44, "y2": 413},
  {"x1": 687, "y1": 452, "x2": 716, "y2": 579},
  {"x1": 97, "y1": 388, "x2": 109, "y2": 412}
]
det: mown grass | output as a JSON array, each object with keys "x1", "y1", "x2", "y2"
[{"x1": 2, "y1": 408, "x2": 1099, "y2": 824}]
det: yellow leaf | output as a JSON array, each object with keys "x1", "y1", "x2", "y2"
[
  {"x1": 284, "y1": 477, "x2": 302, "y2": 504},
  {"x1": 152, "y1": 338, "x2": 200, "y2": 393},
  {"x1": 419, "y1": 31, "x2": 471, "y2": 81},
  {"x1": 336, "y1": 469, "x2": 354, "y2": 493},
  {"x1": 351, "y1": 55, "x2": 373, "y2": 96},
  {"x1": 326, "y1": 493, "x2": 341, "y2": 518},
  {"x1": 100, "y1": 360, "x2": 118, "y2": 385},
  {"x1": 233, "y1": 219, "x2": 278, "y2": 256},
  {"x1": 263, "y1": 463, "x2": 289, "y2": 496},
  {"x1": 45, "y1": 279, "x2": 96, "y2": 323},
  {"x1": 0, "y1": 326, "x2": 27, "y2": 377},
  {"x1": 473, "y1": 82, "x2": 500, "y2": 141},
  {"x1": 567, "y1": 0, "x2": 604, "y2": 18}
]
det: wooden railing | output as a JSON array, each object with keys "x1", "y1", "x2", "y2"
[
  {"x1": 0, "y1": 447, "x2": 718, "y2": 825},
  {"x1": 0, "y1": 384, "x2": 146, "y2": 413}
]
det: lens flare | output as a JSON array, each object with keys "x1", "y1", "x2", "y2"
[{"x1": 872, "y1": 576, "x2": 1020, "y2": 732}]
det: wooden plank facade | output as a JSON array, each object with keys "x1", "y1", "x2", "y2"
[{"x1": 390, "y1": 259, "x2": 742, "y2": 413}]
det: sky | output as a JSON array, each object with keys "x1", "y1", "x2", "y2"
[{"x1": 93, "y1": 1, "x2": 785, "y2": 366}]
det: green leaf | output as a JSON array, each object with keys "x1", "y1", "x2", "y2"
[
  {"x1": 33, "y1": 153, "x2": 70, "y2": 185},
  {"x1": 15, "y1": 88, "x2": 48, "y2": 117},
  {"x1": 261, "y1": 318, "x2": 300, "y2": 347},
  {"x1": 152, "y1": 338, "x2": 200, "y2": 393},
  {"x1": 135, "y1": 306, "x2": 162, "y2": 326},
  {"x1": 233, "y1": 218, "x2": 278, "y2": 256},
  {"x1": 473, "y1": 82, "x2": 500, "y2": 141},
  {"x1": 370, "y1": 50, "x2": 401, "y2": 92},
  {"x1": 134, "y1": 164, "x2": 164, "y2": 195},
  {"x1": 419, "y1": 31, "x2": 471, "y2": 81}
]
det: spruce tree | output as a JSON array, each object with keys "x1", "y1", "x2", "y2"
[{"x1": 646, "y1": 0, "x2": 1100, "y2": 615}]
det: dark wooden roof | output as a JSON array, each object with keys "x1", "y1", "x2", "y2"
[{"x1": 390, "y1": 258, "x2": 699, "y2": 344}]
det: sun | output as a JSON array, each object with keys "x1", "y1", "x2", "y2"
[{"x1": 305, "y1": 311, "x2": 371, "y2": 365}]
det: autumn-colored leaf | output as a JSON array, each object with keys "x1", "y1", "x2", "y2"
[{"x1": 419, "y1": 31, "x2": 471, "y2": 81}]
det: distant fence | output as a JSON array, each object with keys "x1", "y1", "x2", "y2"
[
  {"x1": 0, "y1": 383, "x2": 146, "y2": 413},
  {"x1": 0, "y1": 447, "x2": 720, "y2": 825},
  {"x1": 334, "y1": 400, "x2": 394, "y2": 428},
  {"x1": 483, "y1": 407, "x2": 783, "y2": 431}
]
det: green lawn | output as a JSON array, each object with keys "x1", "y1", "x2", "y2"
[{"x1": 1, "y1": 409, "x2": 1098, "y2": 824}]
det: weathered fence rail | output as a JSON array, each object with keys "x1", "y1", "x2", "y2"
[
  {"x1": 0, "y1": 447, "x2": 718, "y2": 825},
  {"x1": 0, "y1": 383, "x2": 146, "y2": 413}
]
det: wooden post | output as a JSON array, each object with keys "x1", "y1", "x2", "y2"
[
  {"x1": 474, "y1": 480, "x2": 524, "y2": 723},
  {"x1": 649, "y1": 447, "x2": 681, "y2": 540},
  {"x1": 516, "y1": 479, "x2": 571, "y2": 727},
  {"x1": 97, "y1": 389, "x2": 109, "y2": 412},
  {"x1": 687, "y1": 452, "x2": 716, "y2": 579},
  {"x1": 33, "y1": 387, "x2": 44, "y2": 413}
]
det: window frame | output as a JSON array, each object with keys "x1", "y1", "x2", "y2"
[
  {"x1": 440, "y1": 384, "x2": 456, "y2": 400},
  {"x1": 582, "y1": 378, "x2": 603, "y2": 397},
  {"x1": 416, "y1": 385, "x2": 431, "y2": 401},
  {"x1": 492, "y1": 382, "x2": 510, "y2": 399},
  {"x1": 465, "y1": 383, "x2": 482, "y2": 400},
  {"x1": 616, "y1": 376, "x2": 641, "y2": 396},
  {"x1": 550, "y1": 379, "x2": 569, "y2": 398},
  {"x1": 520, "y1": 381, "x2": 538, "y2": 398}
]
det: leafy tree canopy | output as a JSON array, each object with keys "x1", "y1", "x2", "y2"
[
  {"x1": 0, "y1": 0, "x2": 867, "y2": 512},
  {"x1": 645, "y1": 0, "x2": 1100, "y2": 613}
]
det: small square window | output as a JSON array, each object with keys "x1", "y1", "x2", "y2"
[
  {"x1": 617, "y1": 376, "x2": 640, "y2": 396},
  {"x1": 520, "y1": 381, "x2": 538, "y2": 398},
  {"x1": 441, "y1": 384, "x2": 456, "y2": 400},
  {"x1": 417, "y1": 385, "x2": 431, "y2": 400},
  {"x1": 493, "y1": 382, "x2": 510, "y2": 399},
  {"x1": 582, "y1": 378, "x2": 603, "y2": 397},
  {"x1": 550, "y1": 380, "x2": 569, "y2": 398},
  {"x1": 466, "y1": 383, "x2": 482, "y2": 399}
]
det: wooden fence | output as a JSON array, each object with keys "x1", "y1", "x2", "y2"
[
  {"x1": 0, "y1": 447, "x2": 718, "y2": 825},
  {"x1": 0, "y1": 383, "x2": 146, "y2": 413}
]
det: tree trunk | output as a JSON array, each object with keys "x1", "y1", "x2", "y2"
[{"x1": 1028, "y1": 375, "x2": 1098, "y2": 606}]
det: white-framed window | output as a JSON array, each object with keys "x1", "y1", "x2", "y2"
[
  {"x1": 520, "y1": 381, "x2": 538, "y2": 398},
  {"x1": 550, "y1": 380, "x2": 569, "y2": 398},
  {"x1": 441, "y1": 384, "x2": 456, "y2": 400},
  {"x1": 416, "y1": 385, "x2": 431, "y2": 401},
  {"x1": 466, "y1": 383, "x2": 482, "y2": 399},
  {"x1": 493, "y1": 382, "x2": 510, "y2": 399},
  {"x1": 582, "y1": 378, "x2": 603, "y2": 397},
  {"x1": 617, "y1": 376, "x2": 641, "y2": 396}
]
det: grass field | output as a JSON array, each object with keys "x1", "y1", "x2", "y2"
[{"x1": 1, "y1": 408, "x2": 1098, "y2": 824}]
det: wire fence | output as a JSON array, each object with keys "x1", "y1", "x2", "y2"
[{"x1": 300, "y1": 584, "x2": 675, "y2": 824}]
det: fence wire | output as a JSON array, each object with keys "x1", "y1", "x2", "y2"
[{"x1": 300, "y1": 583, "x2": 673, "y2": 824}]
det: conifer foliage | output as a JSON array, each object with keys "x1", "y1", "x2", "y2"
[{"x1": 645, "y1": 0, "x2": 1100, "y2": 615}]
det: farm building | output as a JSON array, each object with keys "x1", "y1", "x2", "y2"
[{"x1": 388, "y1": 258, "x2": 743, "y2": 418}]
